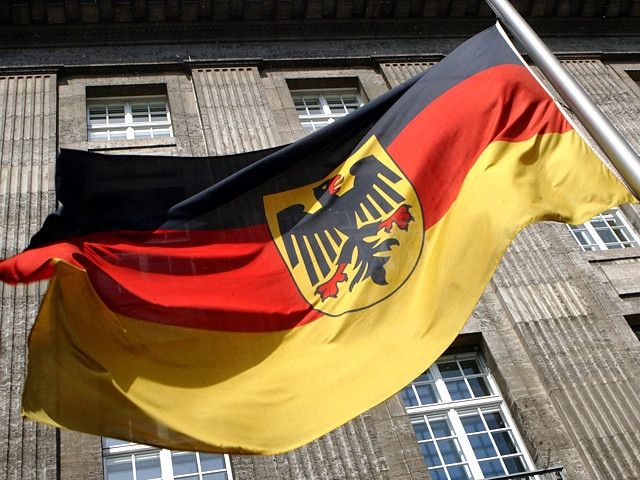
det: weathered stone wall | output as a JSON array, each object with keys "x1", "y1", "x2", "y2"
[
  {"x1": 232, "y1": 400, "x2": 429, "y2": 480},
  {"x1": 1, "y1": 38, "x2": 640, "y2": 480},
  {"x1": 191, "y1": 66, "x2": 281, "y2": 154},
  {"x1": 459, "y1": 59, "x2": 640, "y2": 480},
  {"x1": 58, "y1": 72, "x2": 208, "y2": 157},
  {"x1": 0, "y1": 73, "x2": 58, "y2": 479}
]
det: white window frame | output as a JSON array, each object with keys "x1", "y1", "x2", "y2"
[
  {"x1": 291, "y1": 89, "x2": 364, "y2": 132},
  {"x1": 87, "y1": 95, "x2": 173, "y2": 141},
  {"x1": 568, "y1": 207, "x2": 640, "y2": 251},
  {"x1": 402, "y1": 352, "x2": 536, "y2": 480},
  {"x1": 102, "y1": 438, "x2": 233, "y2": 480}
]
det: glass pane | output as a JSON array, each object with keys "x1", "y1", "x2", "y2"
[
  {"x1": 150, "y1": 114, "x2": 169, "y2": 124},
  {"x1": 414, "y1": 370, "x2": 434, "y2": 382},
  {"x1": 420, "y1": 442, "x2": 441, "y2": 467},
  {"x1": 148, "y1": 101, "x2": 166, "y2": 110},
  {"x1": 612, "y1": 226, "x2": 632, "y2": 242},
  {"x1": 468, "y1": 377, "x2": 491, "y2": 397},
  {"x1": 133, "y1": 129, "x2": 152, "y2": 139},
  {"x1": 106, "y1": 104, "x2": 125, "y2": 122},
  {"x1": 105, "y1": 456, "x2": 134, "y2": 480},
  {"x1": 171, "y1": 451, "x2": 199, "y2": 475},
  {"x1": 131, "y1": 103, "x2": 150, "y2": 122},
  {"x1": 325, "y1": 95, "x2": 346, "y2": 113},
  {"x1": 429, "y1": 468, "x2": 448, "y2": 480},
  {"x1": 412, "y1": 421, "x2": 432, "y2": 441},
  {"x1": 303, "y1": 96, "x2": 323, "y2": 114},
  {"x1": 603, "y1": 212, "x2": 621, "y2": 225},
  {"x1": 479, "y1": 459, "x2": 506, "y2": 478},
  {"x1": 88, "y1": 106, "x2": 107, "y2": 125},
  {"x1": 415, "y1": 383, "x2": 438, "y2": 405},
  {"x1": 342, "y1": 95, "x2": 360, "y2": 111},
  {"x1": 437, "y1": 361, "x2": 461, "y2": 378},
  {"x1": 107, "y1": 104, "x2": 125, "y2": 113},
  {"x1": 437, "y1": 439, "x2": 463, "y2": 464},
  {"x1": 199, "y1": 453, "x2": 226, "y2": 471},
  {"x1": 459, "y1": 359, "x2": 481, "y2": 375},
  {"x1": 504, "y1": 455, "x2": 527, "y2": 473},
  {"x1": 447, "y1": 465, "x2": 472, "y2": 480},
  {"x1": 202, "y1": 473, "x2": 228, "y2": 480},
  {"x1": 109, "y1": 130, "x2": 128, "y2": 140},
  {"x1": 401, "y1": 387, "x2": 418, "y2": 407},
  {"x1": 461, "y1": 414, "x2": 484, "y2": 433},
  {"x1": 468, "y1": 433, "x2": 497, "y2": 459},
  {"x1": 444, "y1": 379, "x2": 471, "y2": 400},
  {"x1": 103, "y1": 437, "x2": 132, "y2": 448},
  {"x1": 484, "y1": 411, "x2": 506, "y2": 430},
  {"x1": 89, "y1": 130, "x2": 109, "y2": 141},
  {"x1": 493, "y1": 431, "x2": 518, "y2": 455},
  {"x1": 135, "y1": 452, "x2": 162, "y2": 480},
  {"x1": 570, "y1": 228, "x2": 596, "y2": 248},
  {"x1": 430, "y1": 419, "x2": 453, "y2": 438},
  {"x1": 596, "y1": 228, "x2": 619, "y2": 245},
  {"x1": 293, "y1": 98, "x2": 306, "y2": 112},
  {"x1": 151, "y1": 127, "x2": 171, "y2": 138}
]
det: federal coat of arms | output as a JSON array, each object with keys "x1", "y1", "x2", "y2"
[{"x1": 264, "y1": 136, "x2": 424, "y2": 316}]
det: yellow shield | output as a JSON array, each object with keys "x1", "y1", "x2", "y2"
[{"x1": 264, "y1": 135, "x2": 424, "y2": 316}]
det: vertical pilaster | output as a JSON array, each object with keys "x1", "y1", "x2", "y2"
[
  {"x1": 0, "y1": 73, "x2": 58, "y2": 480},
  {"x1": 191, "y1": 66, "x2": 281, "y2": 155},
  {"x1": 378, "y1": 62, "x2": 434, "y2": 88}
]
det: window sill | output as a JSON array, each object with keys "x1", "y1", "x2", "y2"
[
  {"x1": 86, "y1": 136, "x2": 176, "y2": 152},
  {"x1": 584, "y1": 247, "x2": 640, "y2": 264}
]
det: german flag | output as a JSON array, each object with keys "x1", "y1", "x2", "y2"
[{"x1": 0, "y1": 25, "x2": 635, "y2": 454}]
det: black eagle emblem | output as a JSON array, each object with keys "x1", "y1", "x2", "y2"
[{"x1": 276, "y1": 155, "x2": 414, "y2": 301}]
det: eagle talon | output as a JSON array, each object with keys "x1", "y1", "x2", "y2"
[
  {"x1": 316, "y1": 263, "x2": 348, "y2": 300},
  {"x1": 378, "y1": 204, "x2": 414, "y2": 233}
]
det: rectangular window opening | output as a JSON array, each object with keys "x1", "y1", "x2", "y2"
[
  {"x1": 402, "y1": 350, "x2": 538, "y2": 479},
  {"x1": 568, "y1": 207, "x2": 640, "y2": 251},
  {"x1": 86, "y1": 84, "x2": 173, "y2": 142},
  {"x1": 288, "y1": 79, "x2": 364, "y2": 133},
  {"x1": 102, "y1": 438, "x2": 233, "y2": 480},
  {"x1": 625, "y1": 314, "x2": 640, "y2": 342}
]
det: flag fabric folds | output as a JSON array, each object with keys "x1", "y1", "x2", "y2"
[{"x1": 0, "y1": 24, "x2": 636, "y2": 455}]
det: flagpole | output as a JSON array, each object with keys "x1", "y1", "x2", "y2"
[{"x1": 485, "y1": 0, "x2": 640, "y2": 199}]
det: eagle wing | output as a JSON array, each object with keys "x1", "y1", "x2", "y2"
[{"x1": 275, "y1": 154, "x2": 409, "y2": 290}]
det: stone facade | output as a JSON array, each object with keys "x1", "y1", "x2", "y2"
[{"x1": 1, "y1": 2, "x2": 640, "y2": 479}]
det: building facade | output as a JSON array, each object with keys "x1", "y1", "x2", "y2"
[{"x1": 1, "y1": 1, "x2": 640, "y2": 479}]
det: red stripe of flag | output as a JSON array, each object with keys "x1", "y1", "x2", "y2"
[
  {"x1": 388, "y1": 64, "x2": 572, "y2": 231},
  {"x1": 2, "y1": 64, "x2": 572, "y2": 334}
]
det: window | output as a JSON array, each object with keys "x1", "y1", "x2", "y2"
[
  {"x1": 291, "y1": 90, "x2": 363, "y2": 131},
  {"x1": 402, "y1": 352, "x2": 535, "y2": 480},
  {"x1": 102, "y1": 438, "x2": 233, "y2": 480},
  {"x1": 625, "y1": 315, "x2": 640, "y2": 342},
  {"x1": 87, "y1": 96, "x2": 172, "y2": 141},
  {"x1": 568, "y1": 207, "x2": 640, "y2": 251}
]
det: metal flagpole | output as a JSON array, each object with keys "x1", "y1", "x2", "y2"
[{"x1": 485, "y1": 0, "x2": 640, "y2": 199}]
